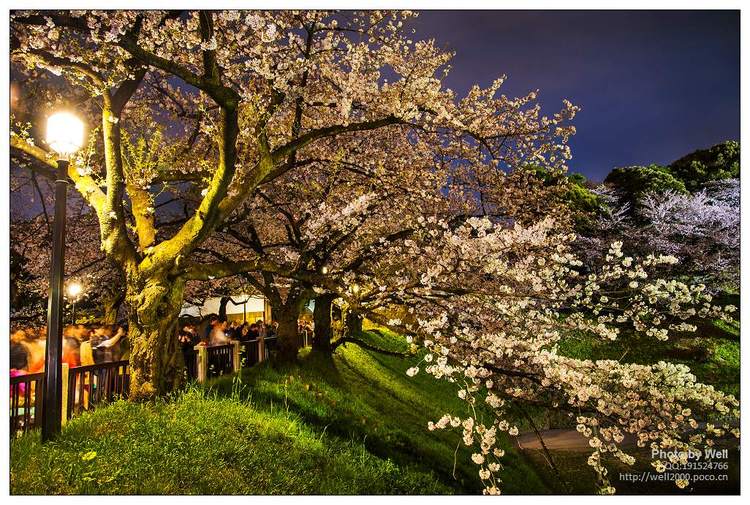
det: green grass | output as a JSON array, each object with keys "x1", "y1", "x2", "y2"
[
  {"x1": 211, "y1": 329, "x2": 548, "y2": 494},
  {"x1": 11, "y1": 329, "x2": 550, "y2": 495},
  {"x1": 528, "y1": 317, "x2": 741, "y2": 494},
  {"x1": 15, "y1": 318, "x2": 737, "y2": 495},
  {"x1": 713, "y1": 318, "x2": 740, "y2": 339},
  {"x1": 11, "y1": 388, "x2": 451, "y2": 494},
  {"x1": 557, "y1": 319, "x2": 740, "y2": 396}
]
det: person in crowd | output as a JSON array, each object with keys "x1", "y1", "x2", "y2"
[
  {"x1": 62, "y1": 324, "x2": 93, "y2": 368},
  {"x1": 298, "y1": 320, "x2": 313, "y2": 346},
  {"x1": 197, "y1": 315, "x2": 218, "y2": 344},
  {"x1": 178, "y1": 324, "x2": 198, "y2": 347},
  {"x1": 79, "y1": 333, "x2": 95, "y2": 366},
  {"x1": 117, "y1": 324, "x2": 130, "y2": 361},
  {"x1": 24, "y1": 330, "x2": 46, "y2": 373},
  {"x1": 248, "y1": 322, "x2": 259, "y2": 339},
  {"x1": 10, "y1": 330, "x2": 29, "y2": 372},
  {"x1": 209, "y1": 319, "x2": 229, "y2": 345},
  {"x1": 268, "y1": 321, "x2": 279, "y2": 338},
  {"x1": 238, "y1": 323, "x2": 251, "y2": 341},
  {"x1": 90, "y1": 326, "x2": 112, "y2": 363},
  {"x1": 95, "y1": 325, "x2": 127, "y2": 361},
  {"x1": 256, "y1": 319, "x2": 267, "y2": 339},
  {"x1": 62, "y1": 333, "x2": 81, "y2": 368},
  {"x1": 179, "y1": 325, "x2": 194, "y2": 346},
  {"x1": 178, "y1": 324, "x2": 197, "y2": 369},
  {"x1": 227, "y1": 320, "x2": 241, "y2": 340},
  {"x1": 300, "y1": 320, "x2": 313, "y2": 334},
  {"x1": 9, "y1": 323, "x2": 132, "y2": 374}
]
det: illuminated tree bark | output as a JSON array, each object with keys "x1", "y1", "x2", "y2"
[{"x1": 126, "y1": 272, "x2": 186, "y2": 399}]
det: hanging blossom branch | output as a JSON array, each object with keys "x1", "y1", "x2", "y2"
[{"x1": 321, "y1": 215, "x2": 739, "y2": 495}]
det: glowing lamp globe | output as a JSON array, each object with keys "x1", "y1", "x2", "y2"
[
  {"x1": 46, "y1": 112, "x2": 84, "y2": 156},
  {"x1": 67, "y1": 282, "x2": 83, "y2": 298}
]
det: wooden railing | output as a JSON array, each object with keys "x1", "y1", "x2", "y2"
[
  {"x1": 265, "y1": 336, "x2": 277, "y2": 355},
  {"x1": 10, "y1": 360, "x2": 129, "y2": 438},
  {"x1": 10, "y1": 372, "x2": 45, "y2": 436},
  {"x1": 183, "y1": 347, "x2": 198, "y2": 379},
  {"x1": 206, "y1": 343, "x2": 234, "y2": 378},
  {"x1": 301, "y1": 330, "x2": 311, "y2": 348},
  {"x1": 67, "y1": 360, "x2": 129, "y2": 419},
  {"x1": 239, "y1": 339, "x2": 262, "y2": 367},
  {"x1": 10, "y1": 338, "x2": 280, "y2": 437}
]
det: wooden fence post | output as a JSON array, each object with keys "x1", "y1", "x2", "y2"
[
  {"x1": 60, "y1": 363, "x2": 69, "y2": 426},
  {"x1": 194, "y1": 345, "x2": 208, "y2": 383},
  {"x1": 232, "y1": 341, "x2": 241, "y2": 372},
  {"x1": 258, "y1": 337, "x2": 265, "y2": 363}
]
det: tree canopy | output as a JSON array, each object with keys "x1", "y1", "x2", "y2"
[
  {"x1": 9, "y1": 10, "x2": 738, "y2": 495},
  {"x1": 669, "y1": 140, "x2": 739, "y2": 192}
]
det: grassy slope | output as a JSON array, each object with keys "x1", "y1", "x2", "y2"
[
  {"x1": 557, "y1": 319, "x2": 740, "y2": 396},
  {"x1": 531, "y1": 318, "x2": 742, "y2": 494},
  {"x1": 11, "y1": 329, "x2": 549, "y2": 495},
  {"x1": 211, "y1": 328, "x2": 548, "y2": 494}
]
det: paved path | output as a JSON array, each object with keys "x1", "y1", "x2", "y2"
[
  {"x1": 516, "y1": 429, "x2": 635, "y2": 452},
  {"x1": 517, "y1": 421, "x2": 737, "y2": 452}
]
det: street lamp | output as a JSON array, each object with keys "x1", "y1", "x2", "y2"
[
  {"x1": 67, "y1": 281, "x2": 83, "y2": 324},
  {"x1": 41, "y1": 111, "x2": 84, "y2": 442},
  {"x1": 46, "y1": 112, "x2": 85, "y2": 155}
]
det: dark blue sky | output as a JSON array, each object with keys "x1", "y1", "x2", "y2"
[{"x1": 413, "y1": 10, "x2": 740, "y2": 181}]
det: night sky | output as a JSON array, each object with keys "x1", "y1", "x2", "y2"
[{"x1": 413, "y1": 10, "x2": 740, "y2": 181}]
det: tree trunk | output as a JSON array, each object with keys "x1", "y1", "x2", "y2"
[
  {"x1": 345, "y1": 309, "x2": 363, "y2": 335},
  {"x1": 126, "y1": 274, "x2": 186, "y2": 400},
  {"x1": 313, "y1": 294, "x2": 335, "y2": 353},
  {"x1": 101, "y1": 290, "x2": 124, "y2": 325},
  {"x1": 219, "y1": 296, "x2": 230, "y2": 321},
  {"x1": 274, "y1": 305, "x2": 300, "y2": 361}
]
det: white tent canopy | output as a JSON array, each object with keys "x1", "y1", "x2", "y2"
[{"x1": 180, "y1": 295, "x2": 265, "y2": 319}]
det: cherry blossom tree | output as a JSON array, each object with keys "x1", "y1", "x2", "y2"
[
  {"x1": 191, "y1": 115, "x2": 575, "y2": 358},
  {"x1": 335, "y1": 214, "x2": 738, "y2": 494},
  {"x1": 193, "y1": 127, "x2": 451, "y2": 357},
  {"x1": 10, "y1": 170, "x2": 124, "y2": 325},
  {"x1": 10, "y1": 10, "x2": 577, "y2": 397},
  {"x1": 639, "y1": 180, "x2": 739, "y2": 289},
  {"x1": 580, "y1": 180, "x2": 740, "y2": 291}
]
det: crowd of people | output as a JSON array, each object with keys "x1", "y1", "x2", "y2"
[
  {"x1": 10, "y1": 315, "x2": 315, "y2": 377},
  {"x1": 177, "y1": 316, "x2": 279, "y2": 351},
  {"x1": 10, "y1": 323, "x2": 129, "y2": 377}
]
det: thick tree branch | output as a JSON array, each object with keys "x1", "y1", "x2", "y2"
[
  {"x1": 118, "y1": 30, "x2": 238, "y2": 107},
  {"x1": 111, "y1": 63, "x2": 147, "y2": 115},
  {"x1": 10, "y1": 134, "x2": 106, "y2": 212},
  {"x1": 268, "y1": 116, "x2": 404, "y2": 175},
  {"x1": 183, "y1": 258, "x2": 271, "y2": 281},
  {"x1": 100, "y1": 94, "x2": 139, "y2": 268},
  {"x1": 141, "y1": 105, "x2": 239, "y2": 275}
]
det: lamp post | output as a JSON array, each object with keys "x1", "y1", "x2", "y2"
[
  {"x1": 67, "y1": 281, "x2": 83, "y2": 325},
  {"x1": 41, "y1": 111, "x2": 84, "y2": 442}
]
